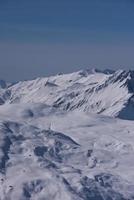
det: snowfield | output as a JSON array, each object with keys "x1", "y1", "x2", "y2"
[{"x1": 0, "y1": 69, "x2": 134, "y2": 199}]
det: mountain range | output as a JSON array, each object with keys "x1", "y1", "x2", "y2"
[{"x1": 0, "y1": 69, "x2": 134, "y2": 199}]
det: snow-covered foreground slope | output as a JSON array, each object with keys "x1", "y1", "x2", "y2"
[
  {"x1": 1, "y1": 69, "x2": 134, "y2": 199},
  {"x1": 0, "y1": 103, "x2": 134, "y2": 199}
]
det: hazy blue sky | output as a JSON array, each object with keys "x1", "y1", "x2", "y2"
[{"x1": 0, "y1": 0, "x2": 134, "y2": 81}]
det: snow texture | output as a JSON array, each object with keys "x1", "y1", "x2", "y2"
[{"x1": 0, "y1": 69, "x2": 134, "y2": 199}]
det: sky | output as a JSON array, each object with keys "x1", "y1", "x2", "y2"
[{"x1": 0, "y1": 0, "x2": 134, "y2": 81}]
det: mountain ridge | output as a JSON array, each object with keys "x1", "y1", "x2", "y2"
[{"x1": 0, "y1": 68, "x2": 134, "y2": 120}]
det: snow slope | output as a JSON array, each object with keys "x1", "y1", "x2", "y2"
[
  {"x1": 0, "y1": 69, "x2": 134, "y2": 199},
  {"x1": 0, "y1": 104, "x2": 134, "y2": 199},
  {"x1": 1, "y1": 69, "x2": 134, "y2": 119}
]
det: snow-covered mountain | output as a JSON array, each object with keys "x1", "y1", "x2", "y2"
[
  {"x1": 1, "y1": 68, "x2": 134, "y2": 119},
  {"x1": 1, "y1": 69, "x2": 134, "y2": 200}
]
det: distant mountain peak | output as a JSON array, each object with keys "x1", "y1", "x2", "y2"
[
  {"x1": 0, "y1": 80, "x2": 7, "y2": 89},
  {"x1": 78, "y1": 68, "x2": 115, "y2": 77}
]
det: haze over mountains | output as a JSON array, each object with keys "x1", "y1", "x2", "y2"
[{"x1": 0, "y1": 69, "x2": 134, "y2": 199}]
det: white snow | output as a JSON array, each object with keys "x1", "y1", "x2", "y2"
[{"x1": 0, "y1": 69, "x2": 134, "y2": 199}]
